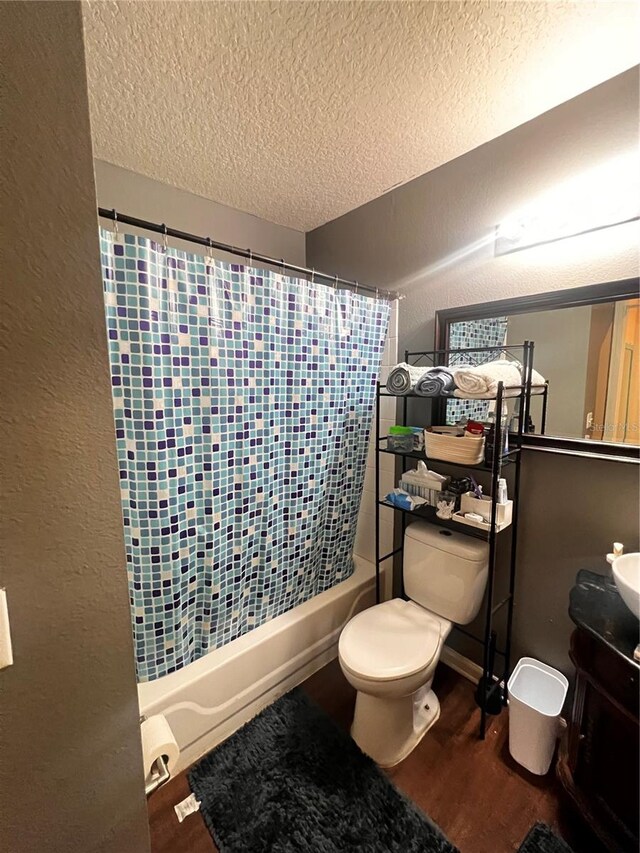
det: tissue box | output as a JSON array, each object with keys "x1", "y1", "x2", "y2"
[{"x1": 399, "y1": 473, "x2": 450, "y2": 507}]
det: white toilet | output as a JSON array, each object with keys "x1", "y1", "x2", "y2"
[{"x1": 338, "y1": 521, "x2": 489, "y2": 767}]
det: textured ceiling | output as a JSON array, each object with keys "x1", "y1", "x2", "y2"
[{"x1": 83, "y1": 1, "x2": 640, "y2": 231}]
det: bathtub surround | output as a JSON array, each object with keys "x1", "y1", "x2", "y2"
[
  {"x1": 188, "y1": 688, "x2": 458, "y2": 853},
  {"x1": 0, "y1": 3, "x2": 150, "y2": 852},
  {"x1": 307, "y1": 67, "x2": 640, "y2": 677},
  {"x1": 101, "y1": 229, "x2": 389, "y2": 680}
]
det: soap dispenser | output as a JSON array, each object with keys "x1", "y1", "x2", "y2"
[{"x1": 606, "y1": 542, "x2": 624, "y2": 565}]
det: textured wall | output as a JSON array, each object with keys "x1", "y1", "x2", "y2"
[
  {"x1": 308, "y1": 68, "x2": 639, "y2": 331},
  {"x1": 0, "y1": 4, "x2": 150, "y2": 852},
  {"x1": 513, "y1": 452, "x2": 639, "y2": 675},
  {"x1": 83, "y1": 1, "x2": 639, "y2": 229},
  {"x1": 307, "y1": 68, "x2": 640, "y2": 674},
  {"x1": 94, "y1": 161, "x2": 306, "y2": 265}
]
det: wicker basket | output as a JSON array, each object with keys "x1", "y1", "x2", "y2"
[{"x1": 423, "y1": 430, "x2": 485, "y2": 465}]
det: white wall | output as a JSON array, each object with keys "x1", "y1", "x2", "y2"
[
  {"x1": 94, "y1": 160, "x2": 306, "y2": 265},
  {"x1": 354, "y1": 304, "x2": 397, "y2": 600}
]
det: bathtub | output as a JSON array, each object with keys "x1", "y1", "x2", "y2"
[{"x1": 138, "y1": 555, "x2": 383, "y2": 775}]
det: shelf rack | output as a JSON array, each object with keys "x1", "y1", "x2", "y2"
[{"x1": 374, "y1": 342, "x2": 542, "y2": 739}]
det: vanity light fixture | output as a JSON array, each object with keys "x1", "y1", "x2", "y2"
[{"x1": 495, "y1": 152, "x2": 640, "y2": 255}]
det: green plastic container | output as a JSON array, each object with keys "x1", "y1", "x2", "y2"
[{"x1": 388, "y1": 425, "x2": 414, "y2": 452}]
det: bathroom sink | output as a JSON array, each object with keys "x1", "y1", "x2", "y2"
[{"x1": 612, "y1": 553, "x2": 640, "y2": 619}]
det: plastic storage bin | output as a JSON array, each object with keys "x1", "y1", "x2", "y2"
[
  {"x1": 507, "y1": 657, "x2": 568, "y2": 775},
  {"x1": 387, "y1": 426, "x2": 414, "y2": 452}
]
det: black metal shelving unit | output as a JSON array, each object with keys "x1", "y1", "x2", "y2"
[{"x1": 374, "y1": 342, "x2": 545, "y2": 739}]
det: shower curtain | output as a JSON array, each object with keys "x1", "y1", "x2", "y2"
[{"x1": 100, "y1": 229, "x2": 390, "y2": 681}]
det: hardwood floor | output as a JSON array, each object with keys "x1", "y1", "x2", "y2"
[{"x1": 148, "y1": 661, "x2": 598, "y2": 853}]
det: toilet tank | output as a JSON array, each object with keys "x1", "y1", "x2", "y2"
[{"x1": 403, "y1": 522, "x2": 489, "y2": 625}]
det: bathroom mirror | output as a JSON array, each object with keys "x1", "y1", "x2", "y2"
[{"x1": 435, "y1": 278, "x2": 640, "y2": 460}]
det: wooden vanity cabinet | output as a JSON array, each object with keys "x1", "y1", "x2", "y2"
[{"x1": 557, "y1": 627, "x2": 639, "y2": 852}]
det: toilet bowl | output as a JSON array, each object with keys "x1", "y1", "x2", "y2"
[
  {"x1": 339, "y1": 598, "x2": 451, "y2": 766},
  {"x1": 339, "y1": 521, "x2": 488, "y2": 766}
]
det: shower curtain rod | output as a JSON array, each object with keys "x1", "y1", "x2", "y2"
[{"x1": 98, "y1": 208, "x2": 400, "y2": 301}]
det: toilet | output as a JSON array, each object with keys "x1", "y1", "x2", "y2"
[{"x1": 338, "y1": 521, "x2": 489, "y2": 767}]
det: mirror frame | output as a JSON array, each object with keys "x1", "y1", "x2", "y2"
[{"x1": 434, "y1": 277, "x2": 640, "y2": 463}]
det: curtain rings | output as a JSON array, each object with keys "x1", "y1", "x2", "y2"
[
  {"x1": 112, "y1": 208, "x2": 118, "y2": 237},
  {"x1": 334, "y1": 274, "x2": 339, "y2": 290},
  {"x1": 161, "y1": 223, "x2": 168, "y2": 251},
  {"x1": 311, "y1": 268, "x2": 315, "y2": 285},
  {"x1": 354, "y1": 281, "x2": 359, "y2": 297},
  {"x1": 281, "y1": 258, "x2": 285, "y2": 276}
]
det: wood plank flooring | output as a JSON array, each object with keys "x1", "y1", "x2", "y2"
[{"x1": 148, "y1": 661, "x2": 599, "y2": 853}]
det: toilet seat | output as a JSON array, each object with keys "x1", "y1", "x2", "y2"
[{"x1": 338, "y1": 598, "x2": 448, "y2": 682}]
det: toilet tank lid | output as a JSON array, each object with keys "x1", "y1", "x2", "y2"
[{"x1": 405, "y1": 521, "x2": 489, "y2": 562}]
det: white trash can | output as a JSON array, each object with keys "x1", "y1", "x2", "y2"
[{"x1": 507, "y1": 657, "x2": 568, "y2": 776}]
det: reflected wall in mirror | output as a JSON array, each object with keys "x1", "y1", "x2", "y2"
[{"x1": 438, "y1": 280, "x2": 640, "y2": 447}]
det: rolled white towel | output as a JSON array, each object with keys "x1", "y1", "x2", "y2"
[
  {"x1": 453, "y1": 360, "x2": 547, "y2": 398},
  {"x1": 453, "y1": 360, "x2": 522, "y2": 398}
]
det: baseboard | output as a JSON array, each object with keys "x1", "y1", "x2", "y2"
[{"x1": 440, "y1": 646, "x2": 483, "y2": 684}]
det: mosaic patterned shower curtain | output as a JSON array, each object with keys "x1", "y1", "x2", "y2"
[{"x1": 100, "y1": 230, "x2": 390, "y2": 681}]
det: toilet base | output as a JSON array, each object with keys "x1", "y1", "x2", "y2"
[{"x1": 350, "y1": 685, "x2": 441, "y2": 768}]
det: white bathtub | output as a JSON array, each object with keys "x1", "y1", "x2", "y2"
[{"x1": 138, "y1": 555, "x2": 383, "y2": 774}]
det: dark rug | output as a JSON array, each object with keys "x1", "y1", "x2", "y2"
[
  {"x1": 518, "y1": 823, "x2": 575, "y2": 853},
  {"x1": 188, "y1": 688, "x2": 458, "y2": 853}
]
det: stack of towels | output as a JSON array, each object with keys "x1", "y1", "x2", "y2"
[{"x1": 386, "y1": 359, "x2": 546, "y2": 398}]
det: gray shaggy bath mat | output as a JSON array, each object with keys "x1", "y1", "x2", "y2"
[
  {"x1": 188, "y1": 688, "x2": 458, "y2": 853},
  {"x1": 517, "y1": 823, "x2": 574, "y2": 853}
]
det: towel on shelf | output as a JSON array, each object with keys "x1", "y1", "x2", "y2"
[
  {"x1": 452, "y1": 360, "x2": 523, "y2": 398},
  {"x1": 386, "y1": 362, "x2": 429, "y2": 395},
  {"x1": 453, "y1": 359, "x2": 547, "y2": 398},
  {"x1": 522, "y1": 365, "x2": 547, "y2": 395},
  {"x1": 494, "y1": 351, "x2": 547, "y2": 391},
  {"x1": 415, "y1": 366, "x2": 458, "y2": 397}
]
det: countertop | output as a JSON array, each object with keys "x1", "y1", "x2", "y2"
[{"x1": 569, "y1": 569, "x2": 640, "y2": 668}]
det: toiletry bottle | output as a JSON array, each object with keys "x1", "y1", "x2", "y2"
[
  {"x1": 484, "y1": 424, "x2": 493, "y2": 465},
  {"x1": 606, "y1": 542, "x2": 624, "y2": 565},
  {"x1": 497, "y1": 478, "x2": 508, "y2": 504},
  {"x1": 502, "y1": 411, "x2": 510, "y2": 455}
]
